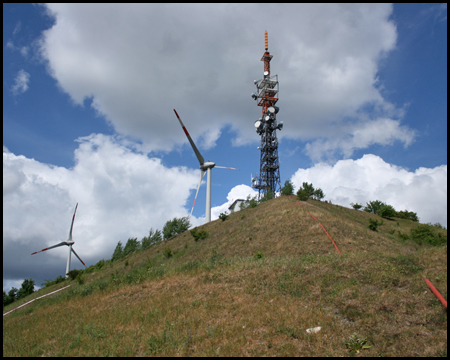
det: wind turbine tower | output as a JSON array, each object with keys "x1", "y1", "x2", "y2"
[{"x1": 251, "y1": 31, "x2": 282, "y2": 199}]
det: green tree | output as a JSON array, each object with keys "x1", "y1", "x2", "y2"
[
  {"x1": 163, "y1": 217, "x2": 190, "y2": 240},
  {"x1": 3, "y1": 290, "x2": 14, "y2": 307},
  {"x1": 142, "y1": 228, "x2": 163, "y2": 250},
  {"x1": 364, "y1": 200, "x2": 386, "y2": 214},
  {"x1": 281, "y1": 180, "x2": 294, "y2": 196},
  {"x1": 260, "y1": 188, "x2": 275, "y2": 202},
  {"x1": 123, "y1": 237, "x2": 140, "y2": 257},
  {"x1": 396, "y1": 210, "x2": 419, "y2": 222},
  {"x1": 350, "y1": 202, "x2": 363, "y2": 210},
  {"x1": 111, "y1": 241, "x2": 124, "y2": 262},
  {"x1": 378, "y1": 204, "x2": 397, "y2": 219},
  {"x1": 312, "y1": 188, "x2": 325, "y2": 201},
  {"x1": 296, "y1": 182, "x2": 323, "y2": 201},
  {"x1": 16, "y1": 278, "x2": 35, "y2": 300}
]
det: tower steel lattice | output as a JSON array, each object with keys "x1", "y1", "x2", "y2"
[{"x1": 251, "y1": 31, "x2": 283, "y2": 199}]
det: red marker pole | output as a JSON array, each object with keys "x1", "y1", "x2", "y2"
[{"x1": 423, "y1": 277, "x2": 447, "y2": 309}]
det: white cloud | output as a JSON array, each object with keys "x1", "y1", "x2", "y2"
[
  {"x1": 291, "y1": 154, "x2": 447, "y2": 226},
  {"x1": 3, "y1": 134, "x2": 199, "y2": 285},
  {"x1": 305, "y1": 118, "x2": 416, "y2": 161},
  {"x1": 11, "y1": 69, "x2": 30, "y2": 95},
  {"x1": 36, "y1": 3, "x2": 412, "y2": 160}
]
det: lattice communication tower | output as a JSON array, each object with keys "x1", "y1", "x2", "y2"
[{"x1": 251, "y1": 31, "x2": 282, "y2": 199}]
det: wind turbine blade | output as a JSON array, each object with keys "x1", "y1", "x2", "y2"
[
  {"x1": 31, "y1": 241, "x2": 67, "y2": 255},
  {"x1": 71, "y1": 247, "x2": 86, "y2": 267},
  {"x1": 189, "y1": 170, "x2": 206, "y2": 221},
  {"x1": 215, "y1": 166, "x2": 240, "y2": 170},
  {"x1": 68, "y1": 203, "x2": 78, "y2": 241},
  {"x1": 173, "y1": 109, "x2": 205, "y2": 165}
]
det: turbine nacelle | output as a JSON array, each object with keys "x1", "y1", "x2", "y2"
[{"x1": 200, "y1": 161, "x2": 216, "y2": 171}]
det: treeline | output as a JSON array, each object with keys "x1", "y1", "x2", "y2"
[
  {"x1": 351, "y1": 200, "x2": 419, "y2": 222},
  {"x1": 3, "y1": 279, "x2": 35, "y2": 308}
]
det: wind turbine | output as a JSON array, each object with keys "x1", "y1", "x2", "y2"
[
  {"x1": 174, "y1": 109, "x2": 239, "y2": 223},
  {"x1": 31, "y1": 203, "x2": 86, "y2": 277}
]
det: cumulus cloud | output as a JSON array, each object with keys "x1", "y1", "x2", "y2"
[
  {"x1": 35, "y1": 3, "x2": 412, "y2": 160},
  {"x1": 291, "y1": 154, "x2": 447, "y2": 226},
  {"x1": 11, "y1": 69, "x2": 30, "y2": 95},
  {"x1": 210, "y1": 184, "x2": 258, "y2": 221},
  {"x1": 3, "y1": 134, "x2": 199, "y2": 287}
]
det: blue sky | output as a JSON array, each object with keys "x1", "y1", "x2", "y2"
[{"x1": 3, "y1": 4, "x2": 447, "y2": 290}]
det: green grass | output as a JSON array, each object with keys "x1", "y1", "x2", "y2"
[{"x1": 3, "y1": 196, "x2": 447, "y2": 356}]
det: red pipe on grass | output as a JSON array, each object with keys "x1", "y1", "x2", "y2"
[{"x1": 423, "y1": 277, "x2": 447, "y2": 309}]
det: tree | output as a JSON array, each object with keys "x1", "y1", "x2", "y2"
[
  {"x1": 260, "y1": 188, "x2": 274, "y2": 202},
  {"x1": 123, "y1": 237, "x2": 140, "y2": 257},
  {"x1": 312, "y1": 188, "x2": 325, "y2": 201},
  {"x1": 396, "y1": 210, "x2": 419, "y2": 222},
  {"x1": 296, "y1": 182, "x2": 324, "y2": 201},
  {"x1": 163, "y1": 217, "x2": 190, "y2": 240},
  {"x1": 111, "y1": 241, "x2": 124, "y2": 262},
  {"x1": 16, "y1": 278, "x2": 35, "y2": 300},
  {"x1": 350, "y1": 203, "x2": 363, "y2": 210},
  {"x1": 363, "y1": 200, "x2": 386, "y2": 214},
  {"x1": 378, "y1": 205, "x2": 397, "y2": 219},
  {"x1": 142, "y1": 228, "x2": 162, "y2": 250},
  {"x1": 280, "y1": 180, "x2": 294, "y2": 196}
]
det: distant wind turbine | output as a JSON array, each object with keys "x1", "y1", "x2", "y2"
[
  {"x1": 174, "y1": 109, "x2": 239, "y2": 223},
  {"x1": 31, "y1": 203, "x2": 86, "y2": 277}
]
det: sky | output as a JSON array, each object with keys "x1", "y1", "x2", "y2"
[{"x1": 3, "y1": 4, "x2": 447, "y2": 291}]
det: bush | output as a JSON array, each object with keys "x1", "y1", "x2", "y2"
[
  {"x1": 111, "y1": 241, "x2": 124, "y2": 262},
  {"x1": 219, "y1": 213, "x2": 229, "y2": 222},
  {"x1": 254, "y1": 251, "x2": 264, "y2": 259},
  {"x1": 368, "y1": 218, "x2": 383, "y2": 231},
  {"x1": 67, "y1": 269, "x2": 80, "y2": 280},
  {"x1": 76, "y1": 274, "x2": 85, "y2": 285},
  {"x1": 163, "y1": 247, "x2": 173, "y2": 258},
  {"x1": 409, "y1": 224, "x2": 447, "y2": 246},
  {"x1": 190, "y1": 228, "x2": 209, "y2": 241}
]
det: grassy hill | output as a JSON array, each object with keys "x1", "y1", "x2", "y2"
[{"x1": 3, "y1": 196, "x2": 447, "y2": 356}]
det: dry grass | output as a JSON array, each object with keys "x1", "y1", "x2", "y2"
[{"x1": 3, "y1": 197, "x2": 447, "y2": 356}]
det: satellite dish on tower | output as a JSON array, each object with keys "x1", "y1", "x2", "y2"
[{"x1": 264, "y1": 71, "x2": 269, "y2": 76}]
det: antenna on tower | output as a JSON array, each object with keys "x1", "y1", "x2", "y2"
[{"x1": 251, "y1": 31, "x2": 282, "y2": 199}]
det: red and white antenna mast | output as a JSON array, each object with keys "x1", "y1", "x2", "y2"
[{"x1": 251, "y1": 31, "x2": 282, "y2": 199}]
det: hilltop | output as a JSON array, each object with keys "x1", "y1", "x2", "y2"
[{"x1": 3, "y1": 196, "x2": 447, "y2": 356}]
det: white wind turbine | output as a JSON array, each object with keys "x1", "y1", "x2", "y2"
[
  {"x1": 174, "y1": 109, "x2": 239, "y2": 223},
  {"x1": 31, "y1": 203, "x2": 86, "y2": 277}
]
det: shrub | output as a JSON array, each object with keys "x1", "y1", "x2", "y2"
[
  {"x1": 409, "y1": 224, "x2": 447, "y2": 246},
  {"x1": 76, "y1": 274, "x2": 85, "y2": 285},
  {"x1": 368, "y1": 218, "x2": 383, "y2": 231},
  {"x1": 67, "y1": 269, "x2": 80, "y2": 280},
  {"x1": 163, "y1": 247, "x2": 173, "y2": 258},
  {"x1": 190, "y1": 228, "x2": 209, "y2": 241},
  {"x1": 111, "y1": 241, "x2": 124, "y2": 262},
  {"x1": 254, "y1": 251, "x2": 264, "y2": 259},
  {"x1": 219, "y1": 213, "x2": 229, "y2": 222}
]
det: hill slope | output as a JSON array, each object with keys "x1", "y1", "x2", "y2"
[{"x1": 3, "y1": 196, "x2": 447, "y2": 356}]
